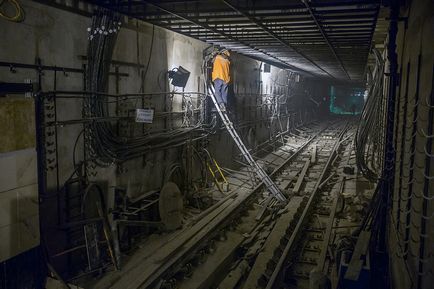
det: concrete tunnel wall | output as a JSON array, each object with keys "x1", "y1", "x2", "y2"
[
  {"x1": 0, "y1": 0, "x2": 328, "y2": 271},
  {"x1": 388, "y1": 0, "x2": 434, "y2": 288}
]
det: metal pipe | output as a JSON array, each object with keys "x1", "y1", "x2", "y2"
[
  {"x1": 140, "y1": 0, "x2": 314, "y2": 75},
  {"x1": 220, "y1": 0, "x2": 334, "y2": 79},
  {"x1": 0, "y1": 61, "x2": 128, "y2": 76}
]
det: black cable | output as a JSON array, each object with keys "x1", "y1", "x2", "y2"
[
  {"x1": 141, "y1": 25, "x2": 155, "y2": 88},
  {"x1": 81, "y1": 11, "x2": 216, "y2": 166},
  {"x1": 355, "y1": 49, "x2": 385, "y2": 181},
  {"x1": 72, "y1": 129, "x2": 84, "y2": 170}
]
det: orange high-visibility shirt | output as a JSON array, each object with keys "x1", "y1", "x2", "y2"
[{"x1": 212, "y1": 55, "x2": 231, "y2": 83}]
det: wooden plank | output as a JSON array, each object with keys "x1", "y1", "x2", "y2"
[
  {"x1": 344, "y1": 230, "x2": 371, "y2": 281},
  {"x1": 293, "y1": 158, "x2": 311, "y2": 193},
  {"x1": 317, "y1": 176, "x2": 344, "y2": 272},
  {"x1": 311, "y1": 145, "x2": 317, "y2": 164},
  {"x1": 278, "y1": 179, "x2": 292, "y2": 190},
  {"x1": 218, "y1": 260, "x2": 249, "y2": 289},
  {"x1": 255, "y1": 196, "x2": 272, "y2": 221}
]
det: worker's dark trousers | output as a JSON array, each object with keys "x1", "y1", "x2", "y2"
[{"x1": 213, "y1": 78, "x2": 228, "y2": 106}]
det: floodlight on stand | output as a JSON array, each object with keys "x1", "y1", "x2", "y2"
[{"x1": 168, "y1": 66, "x2": 190, "y2": 88}]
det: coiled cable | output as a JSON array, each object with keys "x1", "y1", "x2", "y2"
[{"x1": 0, "y1": 0, "x2": 24, "y2": 22}]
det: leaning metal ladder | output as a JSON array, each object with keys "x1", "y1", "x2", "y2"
[{"x1": 207, "y1": 86, "x2": 287, "y2": 202}]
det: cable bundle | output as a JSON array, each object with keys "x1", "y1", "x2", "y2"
[
  {"x1": 355, "y1": 49, "x2": 386, "y2": 181},
  {"x1": 84, "y1": 10, "x2": 212, "y2": 165}
]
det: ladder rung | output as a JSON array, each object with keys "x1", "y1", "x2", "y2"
[{"x1": 208, "y1": 88, "x2": 286, "y2": 202}]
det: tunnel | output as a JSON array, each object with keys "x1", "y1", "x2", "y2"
[{"x1": 0, "y1": 1, "x2": 433, "y2": 289}]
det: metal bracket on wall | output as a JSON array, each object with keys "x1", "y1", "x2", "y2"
[{"x1": 0, "y1": 61, "x2": 129, "y2": 77}]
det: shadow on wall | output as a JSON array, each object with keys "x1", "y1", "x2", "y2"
[{"x1": 0, "y1": 246, "x2": 46, "y2": 289}]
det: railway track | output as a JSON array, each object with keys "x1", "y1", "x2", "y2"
[
  {"x1": 241, "y1": 125, "x2": 354, "y2": 289},
  {"x1": 94, "y1": 119, "x2": 354, "y2": 289},
  {"x1": 281, "y1": 136, "x2": 354, "y2": 289}
]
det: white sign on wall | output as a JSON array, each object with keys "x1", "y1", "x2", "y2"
[{"x1": 135, "y1": 108, "x2": 154, "y2": 123}]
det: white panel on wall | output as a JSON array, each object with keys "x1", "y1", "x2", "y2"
[
  {"x1": 0, "y1": 108, "x2": 39, "y2": 260},
  {"x1": 0, "y1": 148, "x2": 37, "y2": 193},
  {"x1": 0, "y1": 183, "x2": 39, "y2": 262}
]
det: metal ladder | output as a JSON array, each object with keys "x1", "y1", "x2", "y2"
[
  {"x1": 207, "y1": 155, "x2": 229, "y2": 194},
  {"x1": 207, "y1": 86, "x2": 287, "y2": 202}
]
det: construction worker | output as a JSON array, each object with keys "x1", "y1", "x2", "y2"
[{"x1": 212, "y1": 49, "x2": 231, "y2": 112}]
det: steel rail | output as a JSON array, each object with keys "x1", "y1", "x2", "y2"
[
  {"x1": 265, "y1": 123, "x2": 349, "y2": 289},
  {"x1": 110, "y1": 124, "x2": 328, "y2": 289},
  {"x1": 140, "y1": 130, "x2": 325, "y2": 288},
  {"x1": 317, "y1": 175, "x2": 345, "y2": 273}
]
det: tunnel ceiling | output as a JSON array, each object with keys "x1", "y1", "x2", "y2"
[{"x1": 87, "y1": 0, "x2": 380, "y2": 82}]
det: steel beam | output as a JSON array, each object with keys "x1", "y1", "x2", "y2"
[
  {"x1": 139, "y1": 12, "x2": 377, "y2": 23},
  {"x1": 302, "y1": 0, "x2": 351, "y2": 80},
  {"x1": 84, "y1": 0, "x2": 379, "y2": 81},
  {"x1": 220, "y1": 0, "x2": 336, "y2": 79},
  {"x1": 139, "y1": 0, "x2": 316, "y2": 75}
]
